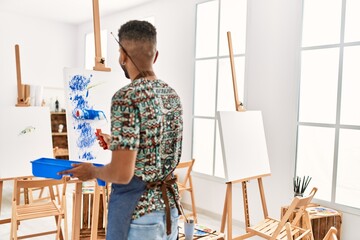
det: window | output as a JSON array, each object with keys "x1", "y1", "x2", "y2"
[
  {"x1": 296, "y1": 0, "x2": 360, "y2": 210},
  {"x1": 192, "y1": 0, "x2": 247, "y2": 177},
  {"x1": 85, "y1": 30, "x2": 108, "y2": 70}
]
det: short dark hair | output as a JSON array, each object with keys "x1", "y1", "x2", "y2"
[{"x1": 118, "y1": 20, "x2": 157, "y2": 44}]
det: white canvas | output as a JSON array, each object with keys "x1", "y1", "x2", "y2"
[
  {"x1": 217, "y1": 111, "x2": 271, "y2": 182},
  {"x1": 63, "y1": 68, "x2": 128, "y2": 165},
  {"x1": 0, "y1": 107, "x2": 53, "y2": 178}
]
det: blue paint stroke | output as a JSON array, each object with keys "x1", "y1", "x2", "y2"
[
  {"x1": 68, "y1": 74, "x2": 106, "y2": 161},
  {"x1": 76, "y1": 122, "x2": 96, "y2": 148},
  {"x1": 73, "y1": 108, "x2": 107, "y2": 121},
  {"x1": 69, "y1": 74, "x2": 91, "y2": 92},
  {"x1": 76, "y1": 122, "x2": 96, "y2": 160}
]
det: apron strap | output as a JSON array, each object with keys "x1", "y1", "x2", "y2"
[{"x1": 147, "y1": 174, "x2": 181, "y2": 235}]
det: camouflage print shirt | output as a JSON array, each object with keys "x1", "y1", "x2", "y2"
[{"x1": 109, "y1": 78, "x2": 183, "y2": 219}]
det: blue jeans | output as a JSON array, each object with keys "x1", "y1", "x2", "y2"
[{"x1": 128, "y1": 208, "x2": 179, "y2": 240}]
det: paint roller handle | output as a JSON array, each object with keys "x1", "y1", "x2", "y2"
[{"x1": 95, "y1": 129, "x2": 108, "y2": 150}]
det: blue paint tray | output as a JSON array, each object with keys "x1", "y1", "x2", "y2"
[{"x1": 31, "y1": 157, "x2": 106, "y2": 186}]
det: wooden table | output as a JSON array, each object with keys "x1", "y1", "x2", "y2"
[{"x1": 281, "y1": 204, "x2": 342, "y2": 240}]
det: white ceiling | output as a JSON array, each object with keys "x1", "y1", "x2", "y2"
[{"x1": 0, "y1": 0, "x2": 154, "y2": 25}]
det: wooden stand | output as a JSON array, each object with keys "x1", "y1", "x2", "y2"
[
  {"x1": 14, "y1": 44, "x2": 30, "y2": 107},
  {"x1": 220, "y1": 175, "x2": 270, "y2": 239},
  {"x1": 92, "y1": 0, "x2": 110, "y2": 72},
  {"x1": 227, "y1": 32, "x2": 245, "y2": 112},
  {"x1": 219, "y1": 32, "x2": 271, "y2": 239}
]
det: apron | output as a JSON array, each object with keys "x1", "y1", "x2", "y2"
[{"x1": 106, "y1": 174, "x2": 181, "y2": 240}]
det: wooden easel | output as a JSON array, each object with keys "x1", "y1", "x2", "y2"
[
  {"x1": 219, "y1": 32, "x2": 271, "y2": 239},
  {"x1": 14, "y1": 44, "x2": 30, "y2": 107},
  {"x1": 92, "y1": 0, "x2": 111, "y2": 72}
]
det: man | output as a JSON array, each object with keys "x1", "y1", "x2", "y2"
[{"x1": 59, "y1": 20, "x2": 183, "y2": 240}]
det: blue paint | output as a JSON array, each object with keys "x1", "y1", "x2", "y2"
[
  {"x1": 76, "y1": 122, "x2": 96, "y2": 148},
  {"x1": 73, "y1": 108, "x2": 107, "y2": 120},
  {"x1": 73, "y1": 95, "x2": 88, "y2": 109},
  {"x1": 69, "y1": 75, "x2": 90, "y2": 92},
  {"x1": 68, "y1": 74, "x2": 105, "y2": 161},
  {"x1": 82, "y1": 152, "x2": 95, "y2": 161}
]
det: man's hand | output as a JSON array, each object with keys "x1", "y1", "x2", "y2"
[
  {"x1": 96, "y1": 129, "x2": 111, "y2": 150},
  {"x1": 58, "y1": 162, "x2": 96, "y2": 181}
]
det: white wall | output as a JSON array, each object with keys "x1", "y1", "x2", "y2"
[
  {"x1": 245, "y1": 0, "x2": 303, "y2": 212},
  {"x1": 0, "y1": 11, "x2": 77, "y2": 109}
]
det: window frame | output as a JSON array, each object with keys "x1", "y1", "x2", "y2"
[
  {"x1": 191, "y1": 0, "x2": 247, "y2": 177},
  {"x1": 296, "y1": 0, "x2": 360, "y2": 215}
]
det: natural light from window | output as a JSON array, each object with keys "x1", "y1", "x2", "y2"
[
  {"x1": 297, "y1": 0, "x2": 360, "y2": 211},
  {"x1": 192, "y1": 0, "x2": 247, "y2": 177}
]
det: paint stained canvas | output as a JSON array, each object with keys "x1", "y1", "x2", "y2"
[
  {"x1": 0, "y1": 107, "x2": 53, "y2": 178},
  {"x1": 64, "y1": 68, "x2": 127, "y2": 165}
]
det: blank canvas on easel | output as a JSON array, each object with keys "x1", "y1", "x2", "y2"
[
  {"x1": 217, "y1": 111, "x2": 271, "y2": 182},
  {"x1": 0, "y1": 107, "x2": 53, "y2": 178}
]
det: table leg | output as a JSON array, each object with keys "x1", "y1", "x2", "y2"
[{"x1": 90, "y1": 183, "x2": 100, "y2": 239}]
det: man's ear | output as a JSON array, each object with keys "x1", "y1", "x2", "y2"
[
  {"x1": 153, "y1": 50, "x2": 159, "y2": 64},
  {"x1": 120, "y1": 48, "x2": 128, "y2": 64}
]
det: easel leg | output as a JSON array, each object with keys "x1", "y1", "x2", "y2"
[
  {"x1": 220, "y1": 184, "x2": 229, "y2": 233},
  {"x1": 226, "y1": 183, "x2": 233, "y2": 240},
  {"x1": 257, "y1": 178, "x2": 268, "y2": 218},
  {"x1": 241, "y1": 182, "x2": 250, "y2": 228}
]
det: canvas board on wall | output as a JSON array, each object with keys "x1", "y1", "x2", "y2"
[
  {"x1": 63, "y1": 67, "x2": 127, "y2": 165},
  {"x1": 0, "y1": 107, "x2": 53, "y2": 178},
  {"x1": 217, "y1": 111, "x2": 271, "y2": 182}
]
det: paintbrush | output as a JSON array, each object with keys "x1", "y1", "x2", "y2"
[{"x1": 300, "y1": 176, "x2": 312, "y2": 194}]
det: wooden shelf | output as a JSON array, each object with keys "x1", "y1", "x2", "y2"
[
  {"x1": 50, "y1": 111, "x2": 68, "y2": 159},
  {"x1": 50, "y1": 111, "x2": 66, "y2": 115},
  {"x1": 52, "y1": 132, "x2": 67, "y2": 136},
  {"x1": 53, "y1": 147, "x2": 69, "y2": 157}
]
